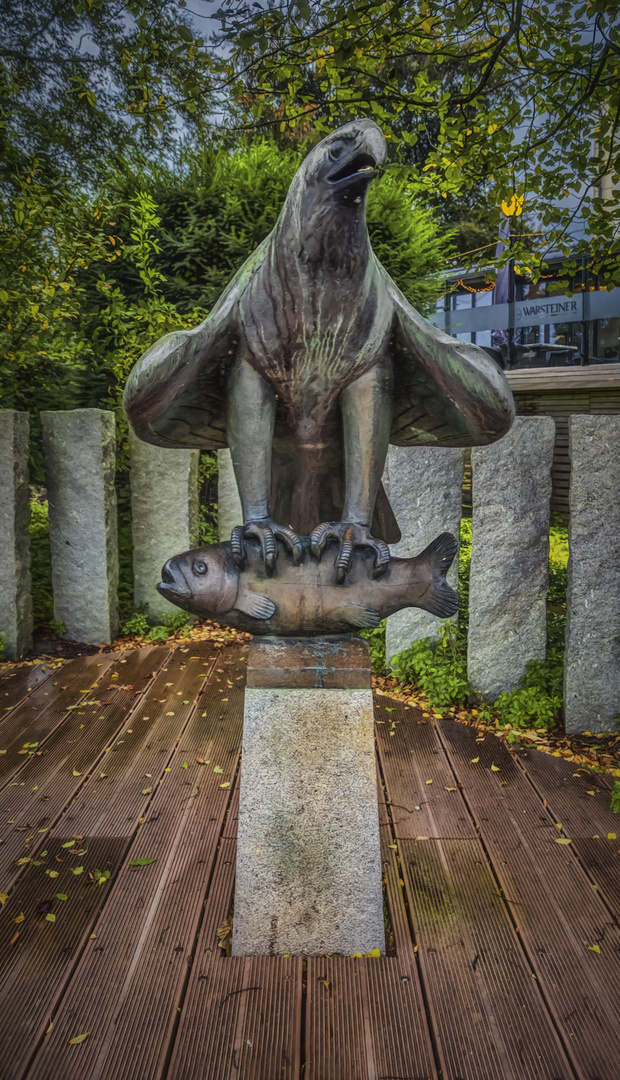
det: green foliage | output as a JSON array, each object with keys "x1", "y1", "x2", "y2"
[
  {"x1": 390, "y1": 621, "x2": 471, "y2": 711},
  {"x1": 0, "y1": 634, "x2": 5, "y2": 661},
  {"x1": 121, "y1": 609, "x2": 193, "y2": 643},
  {"x1": 198, "y1": 452, "x2": 219, "y2": 546},
  {"x1": 29, "y1": 495, "x2": 53, "y2": 628},
  {"x1": 611, "y1": 782, "x2": 620, "y2": 815},
  {"x1": 388, "y1": 517, "x2": 569, "y2": 729},
  {"x1": 360, "y1": 620, "x2": 387, "y2": 675},
  {"x1": 216, "y1": 0, "x2": 620, "y2": 282}
]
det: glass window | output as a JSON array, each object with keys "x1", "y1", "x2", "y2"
[
  {"x1": 474, "y1": 289, "x2": 494, "y2": 307},
  {"x1": 455, "y1": 332, "x2": 472, "y2": 342},
  {"x1": 475, "y1": 330, "x2": 492, "y2": 347},
  {"x1": 594, "y1": 317, "x2": 620, "y2": 363},
  {"x1": 453, "y1": 291, "x2": 472, "y2": 309}
]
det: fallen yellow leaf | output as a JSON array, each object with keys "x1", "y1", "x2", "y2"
[
  {"x1": 425, "y1": 779, "x2": 433, "y2": 785},
  {"x1": 68, "y1": 1032, "x2": 90, "y2": 1045},
  {"x1": 555, "y1": 838, "x2": 572, "y2": 845},
  {"x1": 608, "y1": 833, "x2": 617, "y2": 841},
  {"x1": 445, "y1": 787, "x2": 456, "y2": 792},
  {"x1": 490, "y1": 764, "x2": 500, "y2": 772},
  {"x1": 14, "y1": 913, "x2": 25, "y2": 924},
  {"x1": 0, "y1": 894, "x2": 9, "y2": 906},
  {"x1": 72, "y1": 770, "x2": 81, "y2": 777},
  {"x1": 587, "y1": 944, "x2": 601, "y2": 954},
  {"x1": 470, "y1": 757, "x2": 479, "y2": 764},
  {"x1": 220, "y1": 782, "x2": 231, "y2": 788}
]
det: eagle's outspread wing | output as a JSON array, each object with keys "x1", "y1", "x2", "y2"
[
  {"x1": 123, "y1": 236, "x2": 271, "y2": 449},
  {"x1": 385, "y1": 274, "x2": 515, "y2": 448}
]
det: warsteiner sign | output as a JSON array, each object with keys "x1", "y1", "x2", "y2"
[{"x1": 514, "y1": 293, "x2": 583, "y2": 324}]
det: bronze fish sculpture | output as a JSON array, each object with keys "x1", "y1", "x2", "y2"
[{"x1": 157, "y1": 534, "x2": 458, "y2": 636}]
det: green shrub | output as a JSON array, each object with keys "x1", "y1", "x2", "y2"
[
  {"x1": 121, "y1": 608, "x2": 193, "y2": 643},
  {"x1": 360, "y1": 620, "x2": 387, "y2": 675},
  {"x1": 386, "y1": 516, "x2": 568, "y2": 728},
  {"x1": 611, "y1": 782, "x2": 620, "y2": 814}
]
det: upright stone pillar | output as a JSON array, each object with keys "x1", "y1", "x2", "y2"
[
  {"x1": 232, "y1": 637, "x2": 384, "y2": 957},
  {"x1": 217, "y1": 448, "x2": 242, "y2": 542},
  {"x1": 129, "y1": 432, "x2": 199, "y2": 619},
  {"x1": 0, "y1": 412, "x2": 32, "y2": 659},
  {"x1": 41, "y1": 409, "x2": 119, "y2": 645},
  {"x1": 467, "y1": 416, "x2": 555, "y2": 701},
  {"x1": 384, "y1": 445, "x2": 464, "y2": 665},
  {"x1": 564, "y1": 415, "x2": 620, "y2": 733}
]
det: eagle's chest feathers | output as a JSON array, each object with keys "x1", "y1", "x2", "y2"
[{"x1": 239, "y1": 244, "x2": 391, "y2": 418}]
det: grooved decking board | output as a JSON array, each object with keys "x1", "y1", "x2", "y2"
[
  {"x1": 170, "y1": 833, "x2": 303, "y2": 1080},
  {"x1": 0, "y1": 662, "x2": 57, "y2": 719},
  {"x1": 399, "y1": 838, "x2": 572, "y2": 1080},
  {"x1": 374, "y1": 694, "x2": 477, "y2": 839},
  {"x1": 0, "y1": 649, "x2": 160, "y2": 892},
  {"x1": 26, "y1": 648, "x2": 244, "y2": 1080},
  {"x1": 438, "y1": 718, "x2": 620, "y2": 1080},
  {"x1": 0, "y1": 643, "x2": 217, "y2": 1080},
  {"x1": 378, "y1": 703, "x2": 574, "y2": 1080},
  {"x1": 0, "y1": 654, "x2": 118, "y2": 787},
  {"x1": 305, "y1": 955, "x2": 435, "y2": 1080},
  {"x1": 515, "y1": 747, "x2": 620, "y2": 916},
  {"x1": 171, "y1": 956, "x2": 302, "y2": 1080},
  {"x1": 377, "y1": 766, "x2": 415, "y2": 957}
]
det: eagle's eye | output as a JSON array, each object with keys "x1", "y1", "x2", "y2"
[
  {"x1": 329, "y1": 140, "x2": 345, "y2": 160},
  {"x1": 193, "y1": 560, "x2": 208, "y2": 575}
]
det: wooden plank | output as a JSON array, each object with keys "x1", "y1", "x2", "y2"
[
  {"x1": 508, "y1": 365, "x2": 620, "y2": 391},
  {"x1": 306, "y1": 954, "x2": 434, "y2": 1080},
  {"x1": 374, "y1": 693, "x2": 477, "y2": 839},
  {"x1": 438, "y1": 718, "x2": 620, "y2": 1080},
  {"x1": 25, "y1": 648, "x2": 244, "y2": 1080},
  {"x1": 377, "y1": 702, "x2": 575, "y2": 1080},
  {"x1": 0, "y1": 662, "x2": 57, "y2": 719},
  {"x1": 0, "y1": 654, "x2": 118, "y2": 788},
  {"x1": 0, "y1": 643, "x2": 218, "y2": 1080},
  {"x1": 0, "y1": 648, "x2": 163, "y2": 892},
  {"x1": 170, "y1": 833, "x2": 303, "y2": 1080},
  {"x1": 515, "y1": 746, "x2": 620, "y2": 920}
]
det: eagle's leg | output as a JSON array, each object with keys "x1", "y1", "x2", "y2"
[
  {"x1": 227, "y1": 357, "x2": 302, "y2": 574},
  {"x1": 311, "y1": 360, "x2": 393, "y2": 584}
]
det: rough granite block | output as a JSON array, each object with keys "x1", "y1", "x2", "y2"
[
  {"x1": 232, "y1": 637, "x2": 384, "y2": 957},
  {"x1": 129, "y1": 432, "x2": 199, "y2": 619},
  {"x1": 468, "y1": 416, "x2": 555, "y2": 701},
  {"x1": 41, "y1": 409, "x2": 119, "y2": 645},
  {"x1": 0, "y1": 411, "x2": 32, "y2": 659},
  {"x1": 383, "y1": 445, "x2": 464, "y2": 665},
  {"x1": 217, "y1": 448, "x2": 242, "y2": 542},
  {"x1": 564, "y1": 415, "x2": 620, "y2": 733}
]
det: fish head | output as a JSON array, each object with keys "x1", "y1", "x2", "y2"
[{"x1": 157, "y1": 544, "x2": 239, "y2": 617}]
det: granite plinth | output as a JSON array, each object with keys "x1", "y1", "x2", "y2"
[
  {"x1": 232, "y1": 637, "x2": 384, "y2": 957},
  {"x1": 246, "y1": 635, "x2": 371, "y2": 689}
]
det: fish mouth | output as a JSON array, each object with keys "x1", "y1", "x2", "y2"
[
  {"x1": 327, "y1": 152, "x2": 379, "y2": 189},
  {"x1": 157, "y1": 559, "x2": 192, "y2": 602}
]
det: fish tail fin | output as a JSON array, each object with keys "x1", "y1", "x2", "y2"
[{"x1": 414, "y1": 532, "x2": 459, "y2": 618}]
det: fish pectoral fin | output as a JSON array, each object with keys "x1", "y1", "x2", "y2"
[
  {"x1": 234, "y1": 589, "x2": 276, "y2": 621},
  {"x1": 341, "y1": 603, "x2": 382, "y2": 630}
]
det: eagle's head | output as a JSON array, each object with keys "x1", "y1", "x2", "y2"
[{"x1": 279, "y1": 120, "x2": 387, "y2": 271}]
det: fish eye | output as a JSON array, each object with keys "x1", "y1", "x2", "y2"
[
  {"x1": 329, "y1": 140, "x2": 345, "y2": 160},
  {"x1": 193, "y1": 560, "x2": 208, "y2": 576}
]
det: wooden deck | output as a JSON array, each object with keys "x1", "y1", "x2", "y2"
[{"x1": 1, "y1": 642, "x2": 619, "y2": 1080}]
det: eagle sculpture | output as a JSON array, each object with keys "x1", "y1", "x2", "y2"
[{"x1": 124, "y1": 120, "x2": 514, "y2": 583}]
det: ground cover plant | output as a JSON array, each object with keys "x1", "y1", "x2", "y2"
[{"x1": 366, "y1": 515, "x2": 568, "y2": 731}]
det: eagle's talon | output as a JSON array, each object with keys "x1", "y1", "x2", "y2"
[
  {"x1": 310, "y1": 521, "x2": 390, "y2": 583},
  {"x1": 230, "y1": 519, "x2": 302, "y2": 575}
]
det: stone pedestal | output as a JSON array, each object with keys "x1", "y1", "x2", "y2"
[
  {"x1": 232, "y1": 636, "x2": 384, "y2": 957},
  {"x1": 41, "y1": 409, "x2": 119, "y2": 645},
  {"x1": 564, "y1": 415, "x2": 620, "y2": 733},
  {"x1": 383, "y1": 445, "x2": 464, "y2": 665},
  {"x1": 0, "y1": 411, "x2": 32, "y2": 659},
  {"x1": 467, "y1": 416, "x2": 555, "y2": 701},
  {"x1": 129, "y1": 432, "x2": 199, "y2": 619}
]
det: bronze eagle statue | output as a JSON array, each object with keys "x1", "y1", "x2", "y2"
[{"x1": 124, "y1": 120, "x2": 514, "y2": 583}]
